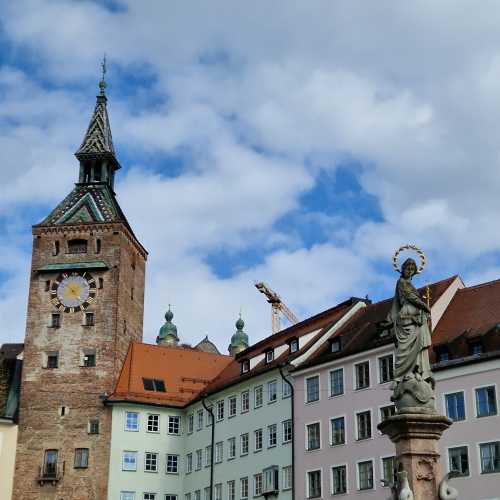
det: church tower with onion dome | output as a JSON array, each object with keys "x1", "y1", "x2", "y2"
[{"x1": 12, "y1": 65, "x2": 147, "y2": 500}]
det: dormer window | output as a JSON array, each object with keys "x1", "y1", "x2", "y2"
[
  {"x1": 289, "y1": 338, "x2": 298, "y2": 354},
  {"x1": 68, "y1": 239, "x2": 87, "y2": 254},
  {"x1": 435, "y1": 346, "x2": 449, "y2": 363},
  {"x1": 265, "y1": 349, "x2": 274, "y2": 364},
  {"x1": 331, "y1": 337, "x2": 342, "y2": 353},
  {"x1": 241, "y1": 360, "x2": 250, "y2": 374},
  {"x1": 470, "y1": 342, "x2": 483, "y2": 356}
]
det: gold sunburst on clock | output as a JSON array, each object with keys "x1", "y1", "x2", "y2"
[{"x1": 50, "y1": 271, "x2": 97, "y2": 313}]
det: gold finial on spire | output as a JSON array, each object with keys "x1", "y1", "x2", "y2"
[{"x1": 99, "y1": 54, "x2": 107, "y2": 96}]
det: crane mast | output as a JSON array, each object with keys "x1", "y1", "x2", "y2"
[{"x1": 255, "y1": 282, "x2": 299, "y2": 334}]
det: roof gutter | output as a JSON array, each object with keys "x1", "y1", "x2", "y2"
[
  {"x1": 279, "y1": 363, "x2": 294, "y2": 500},
  {"x1": 202, "y1": 396, "x2": 215, "y2": 500}
]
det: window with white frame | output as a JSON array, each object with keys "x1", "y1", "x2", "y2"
[
  {"x1": 147, "y1": 414, "x2": 160, "y2": 433},
  {"x1": 331, "y1": 465, "x2": 347, "y2": 495},
  {"x1": 241, "y1": 360, "x2": 250, "y2": 374},
  {"x1": 143, "y1": 494, "x2": 156, "y2": 500},
  {"x1": 356, "y1": 411, "x2": 371, "y2": 440},
  {"x1": 120, "y1": 492, "x2": 135, "y2": 500},
  {"x1": 195, "y1": 449, "x2": 202, "y2": 470},
  {"x1": 144, "y1": 452, "x2": 158, "y2": 472},
  {"x1": 74, "y1": 448, "x2": 89, "y2": 468},
  {"x1": 382, "y1": 456, "x2": 396, "y2": 485},
  {"x1": 241, "y1": 433, "x2": 249, "y2": 455},
  {"x1": 215, "y1": 442, "x2": 223, "y2": 463},
  {"x1": 122, "y1": 451, "x2": 137, "y2": 471},
  {"x1": 194, "y1": 491, "x2": 200, "y2": 500},
  {"x1": 306, "y1": 422, "x2": 321, "y2": 450},
  {"x1": 166, "y1": 454, "x2": 178, "y2": 474},
  {"x1": 265, "y1": 349, "x2": 274, "y2": 363},
  {"x1": 378, "y1": 354, "x2": 394, "y2": 383},
  {"x1": 186, "y1": 453, "x2": 192, "y2": 473},
  {"x1": 476, "y1": 386, "x2": 497, "y2": 417},
  {"x1": 355, "y1": 361, "x2": 370, "y2": 390},
  {"x1": 289, "y1": 338, "x2": 298, "y2": 353},
  {"x1": 240, "y1": 477, "x2": 249, "y2": 500},
  {"x1": 480, "y1": 441, "x2": 500, "y2": 473},
  {"x1": 255, "y1": 386, "x2": 263, "y2": 407},
  {"x1": 330, "y1": 417, "x2": 345, "y2": 446},
  {"x1": 229, "y1": 396, "x2": 237, "y2": 417},
  {"x1": 306, "y1": 375, "x2": 320, "y2": 403},
  {"x1": 330, "y1": 368, "x2": 344, "y2": 397},
  {"x1": 307, "y1": 470, "x2": 322, "y2": 498},
  {"x1": 168, "y1": 415, "x2": 180, "y2": 435},
  {"x1": 283, "y1": 419, "x2": 292, "y2": 443},
  {"x1": 448, "y1": 447, "x2": 469, "y2": 476},
  {"x1": 228, "y1": 437, "x2": 236, "y2": 459},
  {"x1": 357, "y1": 460, "x2": 374, "y2": 490},
  {"x1": 241, "y1": 390, "x2": 250, "y2": 412},
  {"x1": 187, "y1": 414, "x2": 194, "y2": 434},
  {"x1": 205, "y1": 445, "x2": 212, "y2": 466},
  {"x1": 197, "y1": 409, "x2": 203, "y2": 430},
  {"x1": 282, "y1": 379, "x2": 292, "y2": 398},
  {"x1": 282, "y1": 465, "x2": 292, "y2": 490},
  {"x1": 380, "y1": 405, "x2": 396, "y2": 422},
  {"x1": 214, "y1": 483, "x2": 222, "y2": 500},
  {"x1": 268, "y1": 424, "x2": 277, "y2": 447},
  {"x1": 185, "y1": 493, "x2": 191, "y2": 500},
  {"x1": 268, "y1": 380, "x2": 277, "y2": 403},
  {"x1": 254, "y1": 473, "x2": 263, "y2": 496},
  {"x1": 227, "y1": 480, "x2": 235, "y2": 500},
  {"x1": 254, "y1": 429, "x2": 263, "y2": 451},
  {"x1": 204, "y1": 487, "x2": 210, "y2": 500},
  {"x1": 165, "y1": 496, "x2": 177, "y2": 500},
  {"x1": 445, "y1": 392, "x2": 465, "y2": 421},
  {"x1": 125, "y1": 411, "x2": 139, "y2": 431},
  {"x1": 216, "y1": 400, "x2": 224, "y2": 421},
  {"x1": 206, "y1": 409, "x2": 213, "y2": 427}
]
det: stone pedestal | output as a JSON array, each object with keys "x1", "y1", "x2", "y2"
[{"x1": 378, "y1": 413, "x2": 452, "y2": 500}]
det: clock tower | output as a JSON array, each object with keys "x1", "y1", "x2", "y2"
[{"x1": 12, "y1": 74, "x2": 147, "y2": 499}]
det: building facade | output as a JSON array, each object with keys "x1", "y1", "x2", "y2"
[
  {"x1": 11, "y1": 78, "x2": 147, "y2": 499},
  {"x1": 292, "y1": 276, "x2": 500, "y2": 500}
]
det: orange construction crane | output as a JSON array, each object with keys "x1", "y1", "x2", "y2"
[{"x1": 255, "y1": 282, "x2": 299, "y2": 334}]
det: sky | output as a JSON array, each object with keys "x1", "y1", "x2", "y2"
[{"x1": 2, "y1": 1, "x2": 500, "y2": 351}]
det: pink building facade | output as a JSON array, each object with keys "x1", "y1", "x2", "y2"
[{"x1": 292, "y1": 276, "x2": 500, "y2": 499}]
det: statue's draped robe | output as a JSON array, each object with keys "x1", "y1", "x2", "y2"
[{"x1": 389, "y1": 277, "x2": 432, "y2": 381}]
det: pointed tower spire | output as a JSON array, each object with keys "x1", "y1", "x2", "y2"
[{"x1": 75, "y1": 56, "x2": 121, "y2": 189}]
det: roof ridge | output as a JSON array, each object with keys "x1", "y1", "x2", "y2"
[{"x1": 463, "y1": 277, "x2": 500, "y2": 291}]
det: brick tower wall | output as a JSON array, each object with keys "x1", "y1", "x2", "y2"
[{"x1": 12, "y1": 222, "x2": 146, "y2": 500}]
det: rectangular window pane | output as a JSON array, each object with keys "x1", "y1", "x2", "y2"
[
  {"x1": 74, "y1": 448, "x2": 89, "y2": 468},
  {"x1": 382, "y1": 456, "x2": 396, "y2": 485},
  {"x1": 147, "y1": 414, "x2": 160, "y2": 432},
  {"x1": 332, "y1": 465, "x2": 347, "y2": 495},
  {"x1": 330, "y1": 417, "x2": 345, "y2": 445},
  {"x1": 283, "y1": 466, "x2": 292, "y2": 490},
  {"x1": 480, "y1": 442, "x2": 500, "y2": 473},
  {"x1": 145, "y1": 452, "x2": 158, "y2": 472},
  {"x1": 355, "y1": 362, "x2": 370, "y2": 390},
  {"x1": 307, "y1": 423, "x2": 321, "y2": 450},
  {"x1": 379, "y1": 355, "x2": 394, "y2": 383},
  {"x1": 268, "y1": 424, "x2": 277, "y2": 447},
  {"x1": 268, "y1": 381, "x2": 277, "y2": 402},
  {"x1": 241, "y1": 391, "x2": 250, "y2": 412},
  {"x1": 476, "y1": 387, "x2": 498, "y2": 417},
  {"x1": 166, "y1": 454, "x2": 178, "y2": 473},
  {"x1": 356, "y1": 411, "x2": 371, "y2": 440},
  {"x1": 240, "y1": 477, "x2": 249, "y2": 499},
  {"x1": 122, "y1": 451, "x2": 137, "y2": 471},
  {"x1": 448, "y1": 447, "x2": 469, "y2": 476},
  {"x1": 306, "y1": 376, "x2": 320, "y2": 403},
  {"x1": 255, "y1": 386, "x2": 263, "y2": 407},
  {"x1": 330, "y1": 368, "x2": 344, "y2": 397},
  {"x1": 445, "y1": 392, "x2": 466, "y2": 421},
  {"x1": 283, "y1": 420, "x2": 293, "y2": 443},
  {"x1": 307, "y1": 470, "x2": 321, "y2": 498},
  {"x1": 125, "y1": 412, "x2": 139, "y2": 431},
  {"x1": 358, "y1": 461, "x2": 374, "y2": 490},
  {"x1": 168, "y1": 416, "x2": 180, "y2": 434}
]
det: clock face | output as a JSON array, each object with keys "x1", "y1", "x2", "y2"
[{"x1": 50, "y1": 271, "x2": 96, "y2": 313}]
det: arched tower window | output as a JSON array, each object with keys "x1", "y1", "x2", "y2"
[
  {"x1": 53, "y1": 241, "x2": 60, "y2": 256},
  {"x1": 68, "y1": 239, "x2": 88, "y2": 254},
  {"x1": 95, "y1": 239, "x2": 101, "y2": 254}
]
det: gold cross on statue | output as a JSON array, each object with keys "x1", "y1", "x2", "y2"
[{"x1": 422, "y1": 285, "x2": 431, "y2": 309}]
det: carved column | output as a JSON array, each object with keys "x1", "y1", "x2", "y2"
[{"x1": 379, "y1": 413, "x2": 452, "y2": 500}]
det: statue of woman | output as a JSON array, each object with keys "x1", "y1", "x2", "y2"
[{"x1": 388, "y1": 258, "x2": 433, "y2": 384}]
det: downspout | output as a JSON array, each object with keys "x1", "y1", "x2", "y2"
[
  {"x1": 279, "y1": 364, "x2": 294, "y2": 500},
  {"x1": 202, "y1": 396, "x2": 215, "y2": 500}
]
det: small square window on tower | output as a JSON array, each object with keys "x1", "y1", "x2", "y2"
[
  {"x1": 51, "y1": 313, "x2": 61, "y2": 328},
  {"x1": 46, "y1": 352, "x2": 59, "y2": 369},
  {"x1": 84, "y1": 312, "x2": 95, "y2": 326},
  {"x1": 83, "y1": 351, "x2": 96, "y2": 367},
  {"x1": 88, "y1": 419, "x2": 100, "y2": 434}
]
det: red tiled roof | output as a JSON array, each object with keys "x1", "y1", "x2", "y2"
[{"x1": 108, "y1": 343, "x2": 233, "y2": 407}]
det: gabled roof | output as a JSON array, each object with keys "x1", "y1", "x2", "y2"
[
  {"x1": 295, "y1": 275, "x2": 458, "y2": 371},
  {"x1": 108, "y1": 342, "x2": 233, "y2": 407}
]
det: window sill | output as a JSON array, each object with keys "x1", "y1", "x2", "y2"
[
  {"x1": 305, "y1": 400, "x2": 320, "y2": 405},
  {"x1": 146, "y1": 430, "x2": 160, "y2": 434},
  {"x1": 267, "y1": 400, "x2": 277, "y2": 405},
  {"x1": 356, "y1": 437, "x2": 373, "y2": 442},
  {"x1": 47, "y1": 325, "x2": 60, "y2": 329},
  {"x1": 330, "y1": 442, "x2": 346, "y2": 448},
  {"x1": 476, "y1": 413, "x2": 498, "y2": 418},
  {"x1": 329, "y1": 393, "x2": 345, "y2": 399},
  {"x1": 166, "y1": 471, "x2": 179, "y2": 475},
  {"x1": 254, "y1": 405, "x2": 263, "y2": 410},
  {"x1": 254, "y1": 449, "x2": 262, "y2": 454},
  {"x1": 480, "y1": 470, "x2": 500, "y2": 475},
  {"x1": 268, "y1": 444, "x2": 277, "y2": 449},
  {"x1": 241, "y1": 409, "x2": 249, "y2": 414},
  {"x1": 124, "y1": 429, "x2": 139, "y2": 432},
  {"x1": 305, "y1": 448, "x2": 321, "y2": 453},
  {"x1": 240, "y1": 452, "x2": 249, "y2": 457},
  {"x1": 282, "y1": 440, "x2": 291, "y2": 445},
  {"x1": 144, "y1": 470, "x2": 159, "y2": 474},
  {"x1": 228, "y1": 414, "x2": 236, "y2": 419},
  {"x1": 355, "y1": 386, "x2": 370, "y2": 392}
]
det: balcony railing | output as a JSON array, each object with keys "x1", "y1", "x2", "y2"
[{"x1": 38, "y1": 464, "x2": 62, "y2": 485}]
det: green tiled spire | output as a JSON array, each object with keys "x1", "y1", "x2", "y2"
[
  {"x1": 228, "y1": 315, "x2": 249, "y2": 356},
  {"x1": 157, "y1": 307, "x2": 179, "y2": 346}
]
